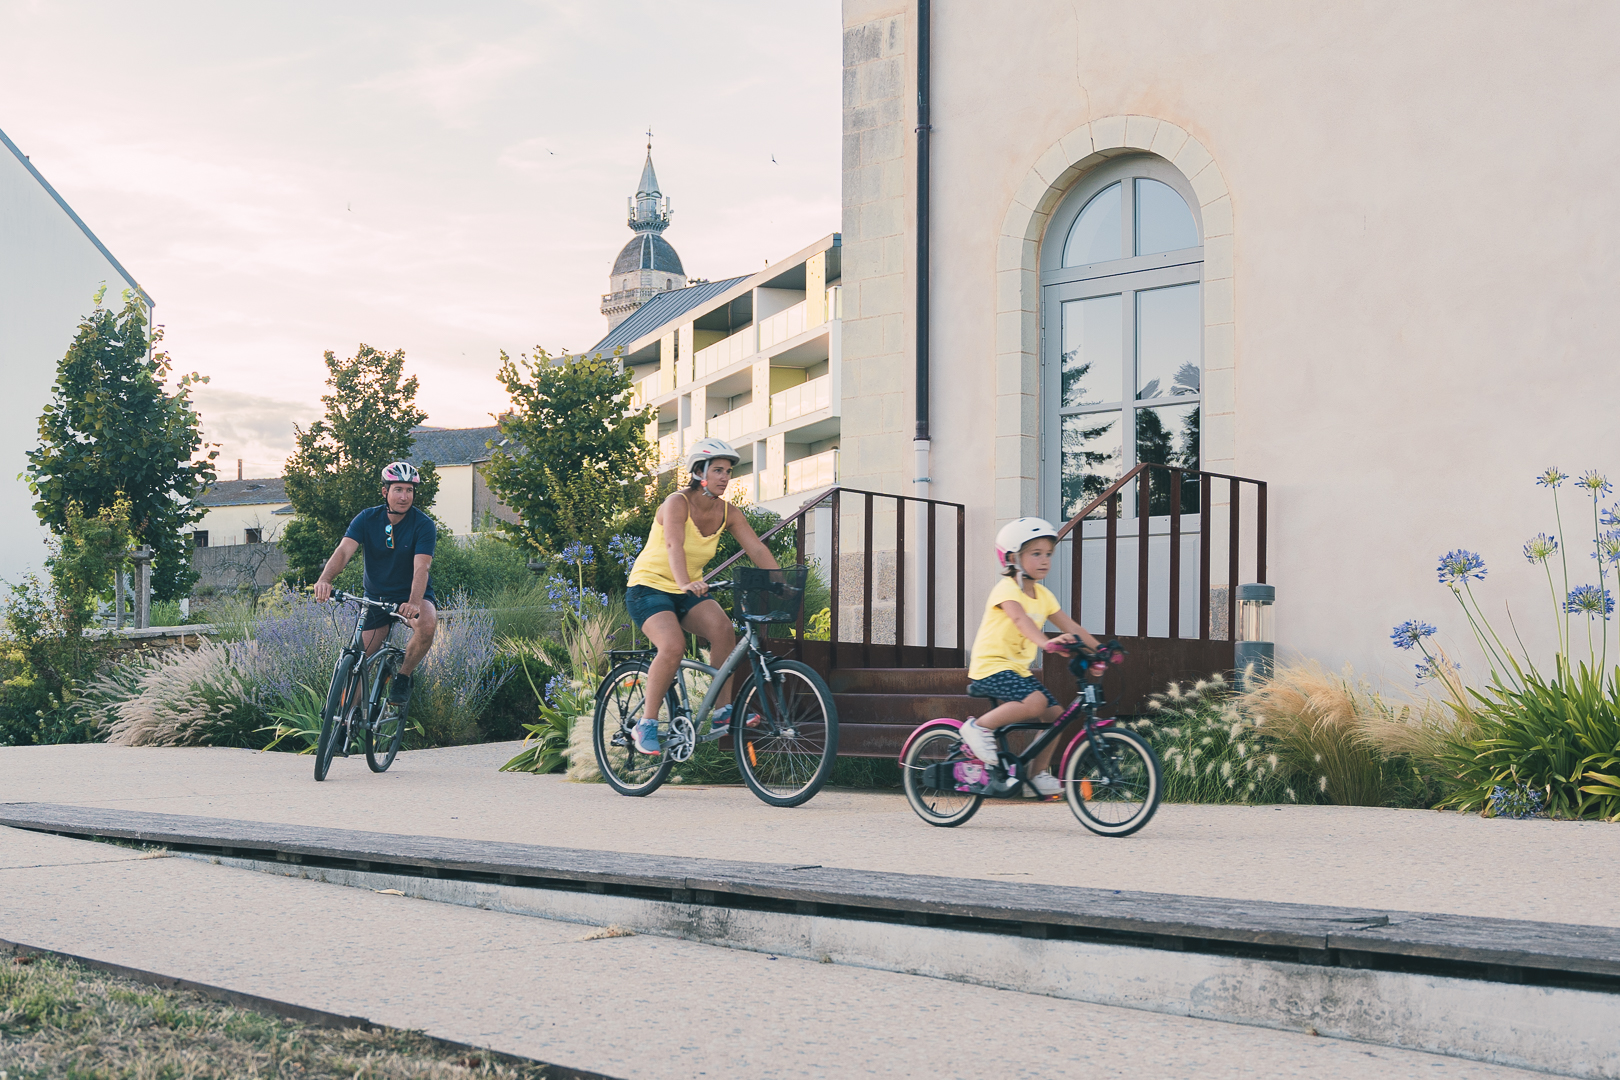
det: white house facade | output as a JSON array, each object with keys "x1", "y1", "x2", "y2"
[{"x1": 0, "y1": 125, "x2": 148, "y2": 585}]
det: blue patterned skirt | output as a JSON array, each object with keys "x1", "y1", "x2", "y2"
[{"x1": 966, "y1": 669, "x2": 1059, "y2": 708}]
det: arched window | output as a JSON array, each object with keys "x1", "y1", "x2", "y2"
[{"x1": 1041, "y1": 155, "x2": 1203, "y2": 524}]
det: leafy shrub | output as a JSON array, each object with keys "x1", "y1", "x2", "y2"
[
  {"x1": 0, "y1": 573, "x2": 108, "y2": 747},
  {"x1": 425, "y1": 531, "x2": 533, "y2": 602}
]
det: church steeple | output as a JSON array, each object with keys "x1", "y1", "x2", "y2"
[{"x1": 601, "y1": 135, "x2": 687, "y2": 330}]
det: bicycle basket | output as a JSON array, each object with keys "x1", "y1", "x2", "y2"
[{"x1": 733, "y1": 565, "x2": 809, "y2": 624}]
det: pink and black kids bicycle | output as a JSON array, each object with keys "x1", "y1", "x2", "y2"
[{"x1": 898, "y1": 641, "x2": 1163, "y2": 836}]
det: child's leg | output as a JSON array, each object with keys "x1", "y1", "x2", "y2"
[
  {"x1": 1029, "y1": 703, "x2": 1066, "y2": 775},
  {"x1": 977, "y1": 690, "x2": 1057, "y2": 730}
]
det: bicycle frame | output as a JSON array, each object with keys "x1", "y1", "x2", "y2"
[
  {"x1": 659, "y1": 619, "x2": 774, "y2": 730},
  {"x1": 330, "y1": 592, "x2": 407, "y2": 724}
]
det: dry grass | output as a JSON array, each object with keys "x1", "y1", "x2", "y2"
[
  {"x1": 0, "y1": 953, "x2": 564, "y2": 1078},
  {"x1": 1239, "y1": 661, "x2": 1393, "y2": 805},
  {"x1": 94, "y1": 642, "x2": 264, "y2": 748}
]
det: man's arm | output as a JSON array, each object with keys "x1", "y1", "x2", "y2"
[
  {"x1": 399, "y1": 554, "x2": 432, "y2": 620},
  {"x1": 313, "y1": 538, "x2": 360, "y2": 601}
]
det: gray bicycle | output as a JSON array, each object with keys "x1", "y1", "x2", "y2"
[
  {"x1": 591, "y1": 566, "x2": 839, "y2": 807},
  {"x1": 313, "y1": 590, "x2": 412, "y2": 781}
]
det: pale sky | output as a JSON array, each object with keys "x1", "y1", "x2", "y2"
[{"x1": 0, "y1": 1, "x2": 842, "y2": 478}]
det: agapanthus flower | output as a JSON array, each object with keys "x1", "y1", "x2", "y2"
[
  {"x1": 1579, "y1": 470, "x2": 1614, "y2": 496},
  {"x1": 1564, "y1": 584, "x2": 1615, "y2": 618},
  {"x1": 1487, "y1": 784, "x2": 1544, "y2": 820},
  {"x1": 1436, "y1": 549, "x2": 1487, "y2": 584},
  {"x1": 559, "y1": 541, "x2": 595, "y2": 566},
  {"x1": 1414, "y1": 656, "x2": 1457, "y2": 683},
  {"x1": 1535, "y1": 467, "x2": 1568, "y2": 489},
  {"x1": 607, "y1": 533, "x2": 644, "y2": 574},
  {"x1": 1390, "y1": 619, "x2": 1438, "y2": 650},
  {"x1": 1523, "y1": 533, "x2": 1559, "y2": 563},
  {"x1": 1603, "y1": 506, "x2": 1620, "y2": 529},
  {"x1": 1593, "y1": 529, "x2": 1620, "y2": 566}
]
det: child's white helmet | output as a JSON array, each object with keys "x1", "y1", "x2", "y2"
[{"x1": 995, "y1": 517, "x2": 1060, "y2": 570}]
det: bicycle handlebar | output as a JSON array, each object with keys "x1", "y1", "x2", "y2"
[{"x1": 328, "y1": 589, "x2": 407, "y2": 619}]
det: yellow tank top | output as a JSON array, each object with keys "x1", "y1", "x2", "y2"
[{"x1": 627, "y1": 494, "x2": 727, "y2": 593}]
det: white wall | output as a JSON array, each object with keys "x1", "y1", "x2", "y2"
[
  {"x1": 844, "y1": 0, "x2": 1620, "y2": 685},
  {"x1": 434, "y1": 464, "x2": 475, "y2": 534},
  {"x1": 194, "y1": 504, "x2": 284, "y2": 549},
  {"x1": 0, "y1": 132, "x2": 143, "y2": 585}
]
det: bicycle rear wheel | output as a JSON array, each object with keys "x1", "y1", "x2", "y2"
[
  {"x1": 315, "y1": 655, "x2": 358, "y2": 782},
  {"x1": 592, "y1": 661, "x2": 675, "y2": 796},
  {"x1": 1061, "y1": 728, "x2": 1162, "y2": 836},
  {"x1": 366, "y1": 651, "x2": 406, "y2": 773},
  {"x1": 733, "y1": 659, "x2": 838, "y2": 807},
  {"x1": 901, "y1": 728, "x2": 983, "y2": 827}
]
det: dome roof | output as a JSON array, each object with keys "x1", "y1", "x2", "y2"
[{"x1": 613, "y1": 233, "x2": 684, "y2": 276}]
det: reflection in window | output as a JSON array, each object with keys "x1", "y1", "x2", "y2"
[
  {"x1": 1135, "y1": 178, "x2": 1199, "y2": 255},
  {"x1": 1136, "y1": 283, "x2": 1202, "y2": 399},
  {"x1": 1061, "y1": 294, "x2": 1122, "y2": 407},
  {"x1": 1061, "y1": 411, "x2": 1122, "y2": 521},
  {"x1": 1063, "y1": 182, "x2": 1121, "y2": 266},
  {"x1": 1137, "y1": 402, "x2": 1200, "y2": 514}
]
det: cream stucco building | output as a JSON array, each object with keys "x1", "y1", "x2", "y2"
[{"x1": 836, "y1": 1, "x2": 1620, "y2": 683}]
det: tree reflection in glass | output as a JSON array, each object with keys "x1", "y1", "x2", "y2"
[
  {"x1": 1061, "y1": 410, "x2": 1121, "y2": 521},
  {"x1": 1136, "y1": 402, "x2": 1200, "y2": 515}
]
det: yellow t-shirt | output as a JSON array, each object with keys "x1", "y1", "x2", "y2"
[
  {"x1": 627, "y1": 496, "x2": 726, "y2": 593},
  {"x1": 968, "y1": 577, "x2": 1062, "y2": 680}
]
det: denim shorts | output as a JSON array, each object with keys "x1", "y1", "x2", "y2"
[
  {"x1": 626, "y1": 584, "x2": 714, "y2": 628},
  {"x1": 966, "y1": 669, "x2": 1059, "y2": 708}
]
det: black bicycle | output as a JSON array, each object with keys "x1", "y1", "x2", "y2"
[
  {"x1": 314, "y1": 589, "x2": 412, "y2": 782},
  {"x1": 592, "y1": 565, "x2": 839, "y2": 807},
  {"x1": 899, "y1": 641, "x2": 1162, "y2": 836}
]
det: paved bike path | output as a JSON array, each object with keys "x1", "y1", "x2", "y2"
[{"x1": 0, "y1": 826, "x2": 1544, "y2": 1079}]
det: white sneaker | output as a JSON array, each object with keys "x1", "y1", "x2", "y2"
[
  {"x1": 957, "y1": 719, "x2": 999, "y2": 764},
  {"x1": 1032, "y1": 771, "x2": 1062, "y2": 798}
]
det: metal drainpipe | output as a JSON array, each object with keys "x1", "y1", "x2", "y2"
[{"x1": 913, "y1": 0, "x2": 932, "y2": 498}]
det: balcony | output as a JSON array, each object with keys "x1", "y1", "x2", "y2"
[
  {"x1": 707, "y1": 402, "x2": 764, "y2": 445},
  {"x1": 786, "y1": 448, "x2": 838, "y2": 495},
  {"x1": 693, "y1": 327, "x2": 756, "y2": 382},
  {"x1": 758, "y1": 300, "x2": 809, "y2": 353},
  {"x1": 657, "y1": 432, "x2": 681, "y2": 468},
  {"x1": 770, "y1": 374, "x2": 831, "y2": 425}
]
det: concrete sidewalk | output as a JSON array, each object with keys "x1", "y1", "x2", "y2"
[
  {"x1": 2, "y1": 742, "x2": 1616, "y2": 927},
  {"x1": 0, "y1": 826, "x2": 1545, "y2": 1079}
]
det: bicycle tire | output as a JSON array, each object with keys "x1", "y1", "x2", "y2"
[
  {"x1": 1061, "y1": 728, "x2": 1162, "y2": 837},
  {"x1": 315, "y1": 654, "x2": 357, "y2": 782},
  {"x1": 592, "y1": 661, "x2": 675, "y2": 796},
  {"x1": 901, "y1": 728, "x2": 983, "y2": 827},
  {"x1": 365, "y1": 650, "x2": 406, "y2": 773},
  {"x1": 732, "y1": 659, "x2": 839, "y2": 807}
]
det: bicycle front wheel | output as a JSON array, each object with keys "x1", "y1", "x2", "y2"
[
  {"x1": 901, "y1": 728, "x2": 983, "y2": 827},
  {"x1": 315, "y1": 655, "x2": 358, "y2": 782},
  {"x1": 592, "y1": 661, "x2": 675, "y2": 796},
  {"x1": 1061, "y1": 728, "x2": 1162, "y2": 837},
  {"x1": 366, "y1": 651, "x2": 406, "y2": 773},
  {"x1": 733, "y1": 659, "x2": 838, "y2": 807}
]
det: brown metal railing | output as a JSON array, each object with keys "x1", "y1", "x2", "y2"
[
  {"x1": 1054, "y1": 464, "x2": 1267, "y2": 641},
  {"x1": 707, "y1": 485, "x2": 966, "y2": 667}
]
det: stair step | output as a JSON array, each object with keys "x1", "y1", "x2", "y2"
[
  {"x1": 824, "y1": 667, "x2": 969, "y2": 695},
  {"x1": 833, "y1": 693, "x2": 976, "y2": 724}
]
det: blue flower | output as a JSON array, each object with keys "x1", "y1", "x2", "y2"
[
  {"x1": 1487, "y1": 783, "x2": 1544, "y2": 820},
  {"x1": 1535, "y1": 467, "x2": 1568, "y2": 489},
  {"x1": 1390, "y1": 620, "x2": 1438, "y2": 650},
  {"x1": 607, "y1": 533, "x2": 644, "y2": 574},
  {"x1": 1523, "y1": 533, "x2": 1558, "y2": 563},
  {"x1": 1414, "y1": 656, "x2": 1456, "y2": 683},
  {"x1": 1604, "y1": 506, "x2": 1620, "y2": 529},
  {"x1": 1564, "y1": 584, "x2": 1614, "y2": 619},
  {"x1": 1436, "y1": 549, "x2": 1487, "y2": 585},
  {"x1": 559, "y1": 542, "x2": 595, "y2": 566},
  {"x1": 1579, "y1": 470, "x2": 1614, "y2": 496},
  {"x1": 1593, "y1": 529, "x2": 1620, "y2": 567},
  {"x1": 543, "y1": 674, "x2": 570, "y2": 705}
]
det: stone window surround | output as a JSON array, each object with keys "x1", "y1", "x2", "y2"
[{"x1": 995, "y1": 115, "x2": 1233, "y2": 527}]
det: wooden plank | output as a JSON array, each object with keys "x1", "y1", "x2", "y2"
[{"x1": 3, "y1": 803, "x2": 1618, "y2": 978}]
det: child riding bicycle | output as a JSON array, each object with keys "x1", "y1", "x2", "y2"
[{"x1": 957, "y1": 517, "x2": 1103, "y2": 797}]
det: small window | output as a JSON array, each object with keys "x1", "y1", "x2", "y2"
[
  {"x1": 245, "y1": 528, "x2": 262, "y2": 544},
  {"x1": 193, "y1": 531, "x2": 209, "y2": 548}
]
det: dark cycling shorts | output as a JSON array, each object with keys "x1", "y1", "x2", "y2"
[
  {"x1": 626, "y1": 584, "x2": 715, "y2": 628},
  {"x1": 363, "y1": 592, "x2": 434, "y2": 632},
  {"x1": 967, "y1": 669, "x2": 1059, "y2": 709}
]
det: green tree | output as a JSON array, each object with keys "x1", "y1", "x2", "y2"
[
  {"x1": 281, "y1": 345, "x2": 439, "y2": 583},
  {"x1": 483, "y1": 348, "x2": 654, "y2": 573},
  {"x1": 25, "y1": 291, "x2": 217, "y2": 601}
]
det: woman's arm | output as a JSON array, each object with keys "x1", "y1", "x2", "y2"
[
  {"x1": 663, "y1": 494, "x2": 707, "y2": 595},
  {"x1": 725, "y1": 504, "x2": 780, "y2": 570}
]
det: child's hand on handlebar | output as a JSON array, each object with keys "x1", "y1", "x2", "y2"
[{"x1": 1042, "y1": 633, "x2": 1081, "y2": 654}]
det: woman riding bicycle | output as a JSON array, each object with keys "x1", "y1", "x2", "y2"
[
  {"x1": 624, "y1": 437, "x2": 779, "y2": 755},
  {"x1": 957, "y1": 517, "x2": 1101, "y2": 796}
]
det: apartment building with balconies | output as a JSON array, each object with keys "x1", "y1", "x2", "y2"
[{"x1": 587, "y1": 233, "x2": 842, "y2": 513}]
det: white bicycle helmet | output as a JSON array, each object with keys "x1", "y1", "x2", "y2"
[
  {"x1": 995, "y1": 517, "x2": 1060, "y2": 574},
  {"x1": 685, "y1": 437, "x2": 740, "y2": 480},
  {"x1": 381, "y1": 461, "x2": 421, "y2": 485}
]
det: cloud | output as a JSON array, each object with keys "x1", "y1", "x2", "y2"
[{"x1": 191, "y1": 387, "x2": 318, "y2": 478}]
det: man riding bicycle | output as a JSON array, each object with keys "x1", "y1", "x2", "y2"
[{"x1": 312, "y1": 461, "x2": 437, "y2": 705}]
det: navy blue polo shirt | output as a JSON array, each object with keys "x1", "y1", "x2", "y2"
[{"x1": 344, "y1": 505, "x2": 437, "y2": 600}]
